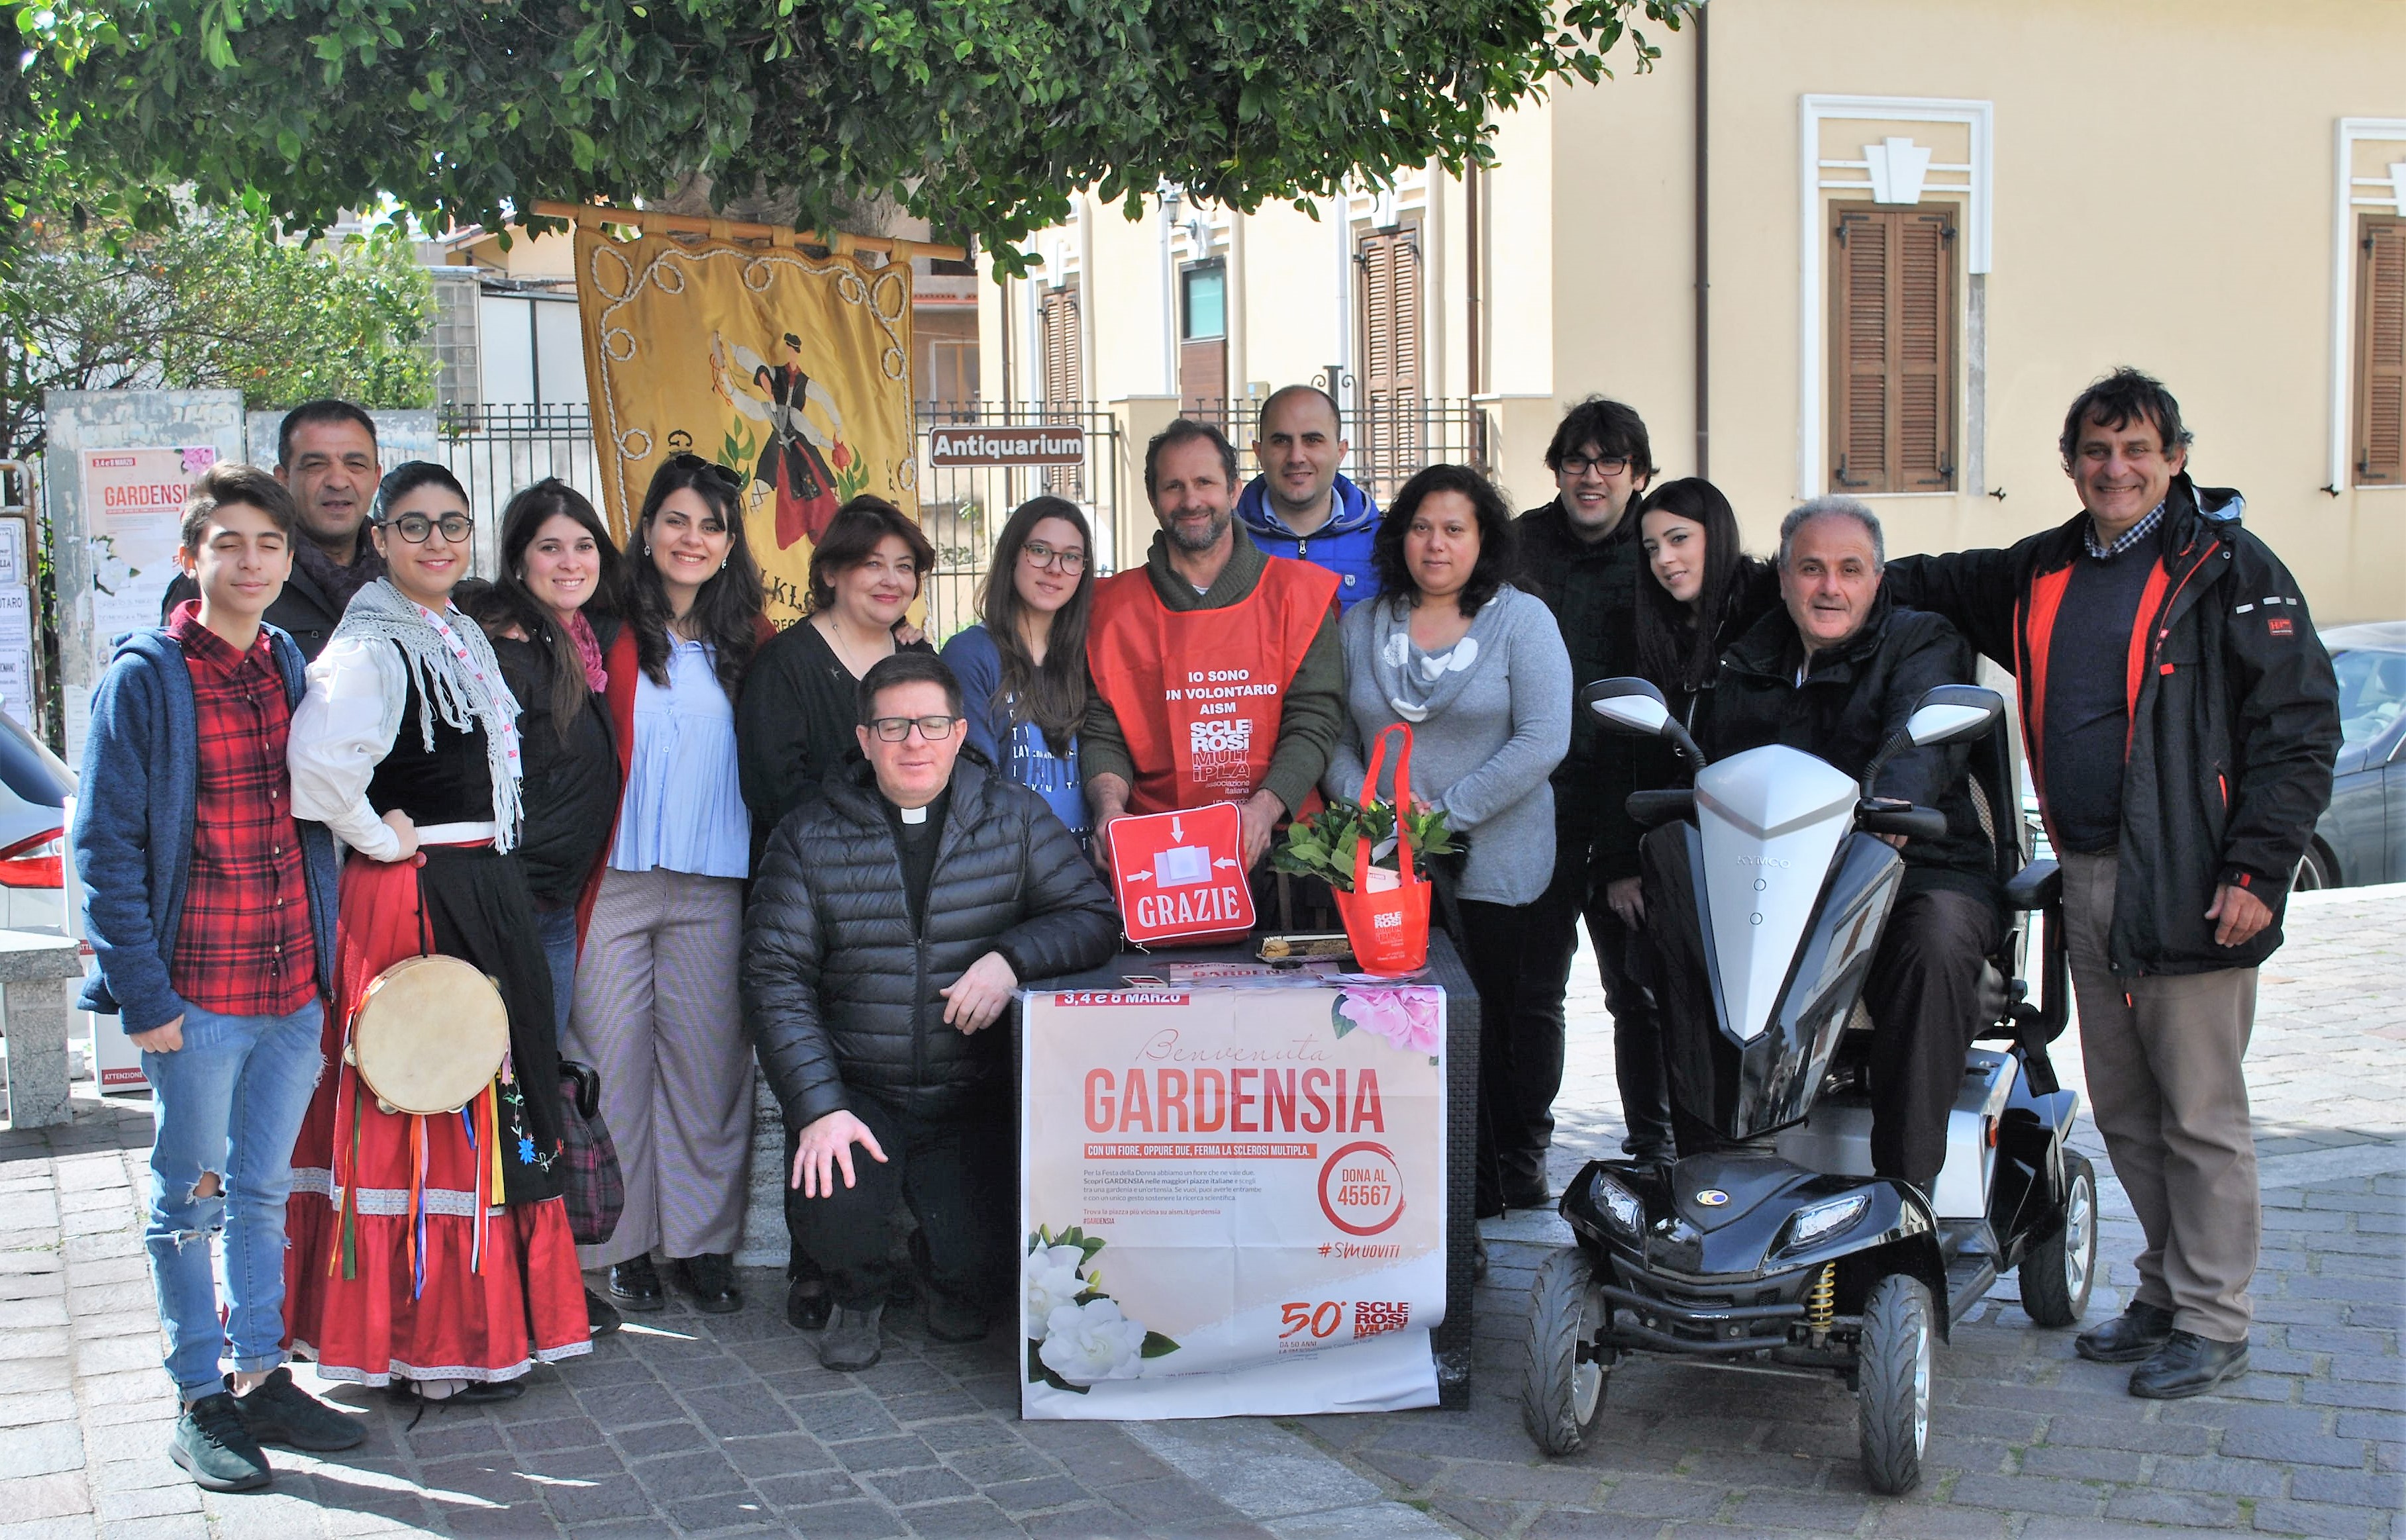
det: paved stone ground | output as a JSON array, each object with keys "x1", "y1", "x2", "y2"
[{"x1": 1, "y1": 884, "x2": 2399, "y2": 1539}]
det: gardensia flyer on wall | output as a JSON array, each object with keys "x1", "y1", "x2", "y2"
[{"x1": 1019, "y1": 984, "x2": 1445, "y2": 1418}]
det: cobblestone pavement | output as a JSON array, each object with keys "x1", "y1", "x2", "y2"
[{"x1": 1, "y1": 884, "x2": 2399, "y2": 1539}]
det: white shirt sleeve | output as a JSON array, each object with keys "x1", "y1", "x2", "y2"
[{"x1": 289, "y1": 636, "x2": 407, "y2": 861}]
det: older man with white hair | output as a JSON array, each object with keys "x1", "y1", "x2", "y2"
[{"x1": 1687, "y1": 496, "x2": 2001, "y2": 1194}]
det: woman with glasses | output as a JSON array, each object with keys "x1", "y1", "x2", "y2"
[
  {"x1": 573, "y1": 454, "x2": 770, "y2": 1319},
  {"x1": 283, "y1": 462, "x2": 590, "y2": 1403},
  {"x1": 938, "y1": 497, "x2": 1093, "y2": 845},
  {"x1": 736, "y1": 494, "x2": 934, "y2": 1330}
]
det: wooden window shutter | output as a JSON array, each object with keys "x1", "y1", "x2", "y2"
[
  {"x1": 1829, "y1": 204, "x2": 1957, "y2": 494},
  {"x1": 1356, "y1": 224, "x2": 1423, "y2": 495},
  {"x1": 1039, "y1": 281, "x2": 1082, "y2": 407},
  {"x1": 2358, "y1": 217, "x2": 2406, "y2": 485}
]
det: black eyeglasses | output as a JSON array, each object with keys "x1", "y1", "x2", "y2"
[
  {"x1": 1020, "y1": 540, "x2": 1087, "y2": 574},
  {"x1": 381, "y1": 512, "x2": 474, "y2": 544},
  {"x1": 1559, "y1": 454, "x2": 1630, "y2": 478},
  {"x1": 868, "y1": 715, "x2": 961, "y2": 743},
  {"x1": 669, "y1": 452, "x2": 746, "y2": 491}
]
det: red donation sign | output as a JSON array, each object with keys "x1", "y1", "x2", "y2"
[{"x1": 1107, "y1": 804, "x2": 1254, "y2": 945}]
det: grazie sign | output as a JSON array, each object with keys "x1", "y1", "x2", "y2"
[
  {"x1": 1105, "y1": 803, "x2": 1254, "y2": 945},
  {"x1": 925, "y1": 424, "x2": 1087, "y2": 466}
]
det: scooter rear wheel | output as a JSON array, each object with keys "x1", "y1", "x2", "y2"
[
  {"x1": 1521, "y1": 1247, "x2": 1611, "y2": 1455},
  {"x1": 2018, "y1": 1149, "x2": 2098, "y2": 1328},
  {"x1": 1856, "y1": 1273, "x2": 1933, "y2": 1495}
]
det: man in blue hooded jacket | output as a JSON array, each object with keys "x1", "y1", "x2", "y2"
[{"x1": 1236, "y1": 384, "x2": 1382, "y2": 611}]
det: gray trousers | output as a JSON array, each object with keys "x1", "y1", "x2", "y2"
[
  {"x1": 565, "y1": 867, "x2": 753, "y2": 1268},
  {"x1": 2059, "y1": 850, "x2": 2260, "y2": 1342}
]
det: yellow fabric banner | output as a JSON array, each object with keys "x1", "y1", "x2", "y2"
[{"x1": 575, "y1": 229, "x2": 917, "y2": 622}]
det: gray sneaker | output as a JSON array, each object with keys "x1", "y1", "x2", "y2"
[
  {"x1": 171, "y1": 1392, "x2": 272, "y2": 1492},
  {"x1": 818, "y1": 1303, "x2": 885, "y2": 1371}
]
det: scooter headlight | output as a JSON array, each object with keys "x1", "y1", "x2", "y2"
[
  {"x1": 1787, "y1": 1193, "x2": 1870, "y2": 1249},
  {"x1": 1590, "y1": 1173, "x2": 1645, "y2": 1235}
]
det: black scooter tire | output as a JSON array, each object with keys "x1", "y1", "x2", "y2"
[
  {"x1": 1520, "y1": 1247, "x2": 1609, "y2": 1456},
  {"x1": 1856, "y1": 1273, "x2": 1933, "y2": 1495},
  {"x1": 2019, "y1": 1150, "x2": 2098, "y2": 1328}
]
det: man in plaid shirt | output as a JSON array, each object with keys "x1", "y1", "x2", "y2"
[{"x1": 74, "y1": 464, "x2": 360, "y2": 1491}]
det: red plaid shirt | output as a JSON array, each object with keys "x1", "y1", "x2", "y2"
[{"x1": 167, "y1": 602, "x2": 319, "y2": 1016}]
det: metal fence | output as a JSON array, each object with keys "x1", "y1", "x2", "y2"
[
  {"x1": 436, "y1": 405, "x2": 604, "y2": 580},
  {"x1": 434, "y1": 400, "x2": 1125, "y2": 646},
  {"x1": 1181, "y1": 396, "x2": 1491, "y2": 503}
]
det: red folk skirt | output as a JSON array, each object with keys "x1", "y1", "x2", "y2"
[{"x1": 284, "y1": 849, "x2": 591, "y2": 1384}]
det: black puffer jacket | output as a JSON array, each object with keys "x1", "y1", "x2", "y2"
[
  {"x1": 744, "y1": 757, "x2": 1121, "y2": 1128},
  {"x1": 1881, "y1": 476, "x2": 2339, "y2": 973},
  {"x1": 1695, "y1": 591, "x2": 1997, "y2": 906}
]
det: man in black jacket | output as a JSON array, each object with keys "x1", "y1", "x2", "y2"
[
  {"x1": 1695, "y1": 498, "x2": 1999, "y2": 1195},
  {"x1": 159, "y1": 401, "x2": 386, "y2": 659},
  {"x1": 1505, "y1": 398, "x2": 1667, "y2": 1198},
  {"x1": 1883, "y1": 369, "x2": 2340, "y2": 1400},
  {"x1": 744, "y1": 652, "x2": 1120, "y2": 1371}
]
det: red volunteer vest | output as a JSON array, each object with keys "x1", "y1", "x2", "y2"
[{"x1": 1087, "y1": 555, "x2": 1340, "y2": 816}]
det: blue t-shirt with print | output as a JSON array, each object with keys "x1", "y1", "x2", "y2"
[{"x1": 940, "y1": 624, "x2": 1088, "y2": 843}]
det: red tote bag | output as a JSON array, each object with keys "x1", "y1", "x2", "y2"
[{"x1": 1332, "y1": 723, "x2": 1432, "y2": 977}]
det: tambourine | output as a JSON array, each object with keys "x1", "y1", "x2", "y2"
[{"x1": 344, "y1": 955, "x2": 509, "y2": 1115}]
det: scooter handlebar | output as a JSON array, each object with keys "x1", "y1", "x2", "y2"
[{"x1": 1856, "y1": 800, "x2": 1948, "y2": 841}]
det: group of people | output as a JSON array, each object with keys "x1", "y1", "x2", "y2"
[{"x1": 73, "y1": 365, "x2": 2338, "y2": 1495}]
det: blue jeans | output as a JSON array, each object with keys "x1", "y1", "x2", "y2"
[
  {"x1": 536, "y1": 904, "x2": 578, "y2": 1041},
  {"x1": 140, "y1": 999, "x2": 326, "y2": 1400}
]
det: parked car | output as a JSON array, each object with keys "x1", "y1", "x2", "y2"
[
  {"x1": 2301, "y1": 622, "x2": 2406, "y2": 890},
  {"x1": 0, "y1": 708, "x2": 73, "y2": 932}
]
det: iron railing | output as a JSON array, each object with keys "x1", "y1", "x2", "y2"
[{"x1": 1179, "y1": 396, "x2": 1491, "y2": 502}]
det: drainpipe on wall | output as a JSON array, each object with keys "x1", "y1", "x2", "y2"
[
  {"x1": 1692, "y1": 2, "x2": 1710, "y2": 481},
  {"x1": 1160, "y1": 187, "x2": 1182, "y2": 398},
  {"x1": 1467, "y1": 160, "x2": 1483, "y2": 399}
]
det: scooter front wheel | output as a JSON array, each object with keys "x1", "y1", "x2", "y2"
[
  {"x1": 1856, "y1": 1273, "x2": 1933, "y2": 1495},
  {"x1": 1520, "y1": 1247, "x2": 1611, "y2": 1455},
  {"x1": 2019, "y1": 1150, "x2": 2098, "y2": 1328}
]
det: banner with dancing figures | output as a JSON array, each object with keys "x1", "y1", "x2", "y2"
[
  {"x1": 1020, "y1": 984, "x2": 1446, "y2": 1418},
  {"x1": 575, "y1": 227, "x2": 917, "y2": 624}
]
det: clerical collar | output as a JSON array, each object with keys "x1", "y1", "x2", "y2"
[{"x1": 899, "y1": 804, "x2": 930, "y2": 824}]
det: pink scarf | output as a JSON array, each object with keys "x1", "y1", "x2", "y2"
[{"x1": 564, "y1": 610, "x2": 608, "y2": 693}]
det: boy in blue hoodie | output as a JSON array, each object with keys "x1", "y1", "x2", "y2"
[
  {"x1": 1236, "y1": 384, "x2": 1383, "y2": 610},
  {"x1": 73, "y1": 463, "x2": 357, "y2": 1492}
]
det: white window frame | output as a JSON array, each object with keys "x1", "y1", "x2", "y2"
[
  {"x1": 1797, "y1": 95, "x2": 1993, "y2": 500},
  {"x1": 2331, "y1": 118, "x2": 2406, "y2": 491}
]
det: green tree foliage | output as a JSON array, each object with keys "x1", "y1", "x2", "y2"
[
  {"x1": 0, "y1": 195, "x2": 436, "y2": 457},
  {"x1": 28, "y1": 0, "x2": 1687, "y2": 266}
]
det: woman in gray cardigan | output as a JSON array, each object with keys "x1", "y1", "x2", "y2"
[{"x1": 1326, "y1": 464, "x2": 1571, "y2": 1227}]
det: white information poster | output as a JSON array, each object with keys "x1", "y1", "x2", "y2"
[
  {"x1": 1021, "y1": 985, "x2": 1446, "y2": 1419},
  {"x1": 80, "y1": 447, "x2": 215, "y2": 650}
]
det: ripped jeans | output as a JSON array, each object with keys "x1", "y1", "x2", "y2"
[{"x1": 139, "y1": 1000, "x2": 325, "y2": 1399}]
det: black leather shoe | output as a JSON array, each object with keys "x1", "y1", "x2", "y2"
[
  {"x1": 2075, "y1": 1300, "x2": 2174, "y2": 1363},
  {"x1": 2130, "y1": 1331, "x2": 2249, "y2": 1399},
  {"x1": 786, "y1": 1274, "x2": 832, "y2": 1332},
  {"x1": 585, "y1": 1286, "x2": 622, "y2": 1337},
  {"x1": 670, "y1": 1253, "x2": 743, "y2": 1314},
  {"x1": 609, "y1": 1255, "x2": 665, "y2": 1312}
]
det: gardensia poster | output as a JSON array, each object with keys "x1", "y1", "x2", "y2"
[
  {"x1": 1020, "y1": 986, "x2": 1446, "y2": 1418},
  {"x1": 574, "y1": 224, "x2": 917, "y2": 625}
]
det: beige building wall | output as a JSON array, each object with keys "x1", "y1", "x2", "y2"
[{"x1": 982, "y1": 0, "x2": 2405, "y2": 619}]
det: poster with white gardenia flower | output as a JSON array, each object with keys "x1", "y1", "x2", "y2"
[{"x1": 1021, "y1": 983, "x2": 1446, "y2": 1418}]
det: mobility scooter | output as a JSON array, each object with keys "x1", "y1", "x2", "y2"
[{"x1": 1518, "y1": 680, "x2": 2096, "y2": 1494}]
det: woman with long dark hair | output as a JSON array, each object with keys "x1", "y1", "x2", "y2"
[
  {"x1": 939, "y1": 496, "x2": 1093, "y2": 842},
  {"x1": 1325, "y1": 463, "x2": 1571, "y2": 1225},
  {"x1": 461, "y1": 480, "x2": 625, "y2": 1041},
  {"x1": 1632, "y1": 477, "x2": 1776, "y2": 728},
  {"x1": 574, "y1": 454, "x2": 768, "y2": 1318},
  {"x1": 284, "y1": 461, "x2": 589, "y2": 1401}
]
